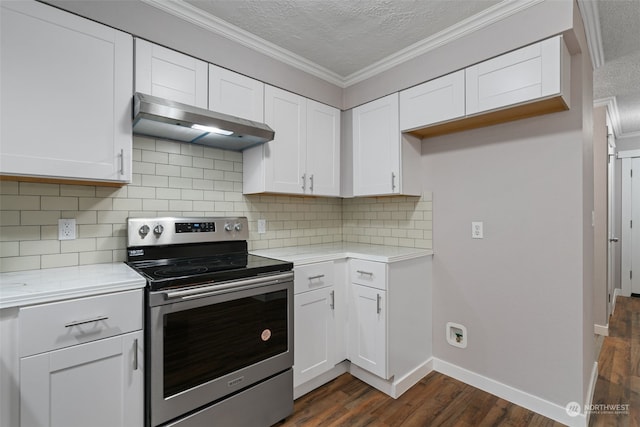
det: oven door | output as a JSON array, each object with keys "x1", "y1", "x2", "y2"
[{"x1": 147, "y1": 272, "x2": 293, "y2": 427}]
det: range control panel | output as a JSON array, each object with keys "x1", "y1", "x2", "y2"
[{"x1": 127, "y1": 217, "x2": 248, "y2": 247}]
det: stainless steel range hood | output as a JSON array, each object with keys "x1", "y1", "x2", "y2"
[{"x1": 132, "y1": 92, "x2": 274, "y2": 151}]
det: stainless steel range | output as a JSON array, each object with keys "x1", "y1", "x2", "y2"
[{"x1": 126, "y1": 217, "x2": 294, "y2": 427}]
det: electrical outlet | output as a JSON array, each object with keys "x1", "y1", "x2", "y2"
[
  {"x1": 58, "y1": 219, "x2": 76, "y2": 240},
  {"x1": 471, "y1": 221, "x2": 483, "y2": 239},
  {"x1": 257, "y1": 219, "x2": 267, "y2": 234}
]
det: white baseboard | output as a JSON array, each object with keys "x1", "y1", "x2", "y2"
[
  {"x1": 349, "y1": 358, "x2": 434, "y2": 399},
  {"x1": 612, "y1": 288, "x2": 622, "y2": 312},
  {"x1": 594, "y1": 323, "x2": 609, "y2": 336},
  {"x1": 433, "y1": 358, "x2": 588, "y2": 427}
]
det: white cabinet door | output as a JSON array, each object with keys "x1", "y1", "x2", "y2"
[
  {"x1": 352, "y1": 94, "x2": 401, "y2": 196},
  {"x1": 294, "y1": 287, "x2": 336, "y2": 387},
  {"x1": 466, "y1": 36, "x2": 567, "y2": 115},
  {"x1": 0, "y1": 1, "x2": 132, "y2": 184},
  {"x1": 262, "y1": 86, "x2": 307, "y2": 194},
  {"x1": 400, "y1": 70, "x2": 465, "y2": 131},
  {"x1": 349, "y1": 284, "x2": 387, "y2": 379},
  {"x1": 135, "y1": 39, "x2": 207, "y2": 108},
  {"x1": 208, "y1": 64, "x2": 264, "y2": 122},
  {"x1": 20, "y1": 331, "x2": 143, "y2": 427},
  {"x1": 306, "y1": 100, "x2": 340, "y2": 196}
]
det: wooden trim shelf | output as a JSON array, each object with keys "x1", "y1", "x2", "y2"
[{"x1": 0, "y1": 175, "x2": 126, "y2": 188}]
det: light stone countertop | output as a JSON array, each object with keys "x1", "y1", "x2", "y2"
[
  {"x1": 251, "y1": 243, "x2": 433, "y2": 265},
  {"x1": 0, "y1": 263, "x2": 146, "y2": 309}
]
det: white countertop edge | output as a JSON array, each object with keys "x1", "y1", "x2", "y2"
[
  {"x1": 251, "y1": 244, "x2": 433, "y2": 265},
  {"x1": 0, "y1": 280, "x2": 146, "y2": 310}
]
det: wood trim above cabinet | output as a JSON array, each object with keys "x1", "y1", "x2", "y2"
[
  {"x1": 0, "y1": 175, "x2": 126, "y2": 188},
  {"x1": 407, "y1": 95, "x2": 568, "y2": 139}
]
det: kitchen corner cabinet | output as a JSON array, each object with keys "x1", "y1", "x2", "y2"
[
  {"x1": 243, "y1": 86, "x2": 340, "y2": 196},
  {"x1": 209, "y1": 64, "x2": 264, "y2": 122},
  {"x1": 350, "y1": 93, "x2": 421, "y2": 197},
  {"x1": 135, "y1": 39, "x2": 208, "y2": 108},
  {"x1": 19, "y1": 290, "x2": 144, "y2": 427},
  {"x1": 0, "y1": 1, "x2": 133, "y2": 185}
]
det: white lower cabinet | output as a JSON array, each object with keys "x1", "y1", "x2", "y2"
[
  {"x1": 17, "y1": 290, "x2": 144, "y2": 427},
  {"x1": 20, "y1": 331, "x2": 143, "y2": 427},
  {"x1": 294, "y1": 287, "x2": 336, "y2": 387},
  {"x1": 348, "y1": 284, "x2": 387, "y2": 379}
]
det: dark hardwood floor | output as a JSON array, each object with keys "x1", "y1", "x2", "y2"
[
  {"x1": 277, "y1": 296, "x2": 640, "y2": 427},
  {"x1": 589, "y1": 295, "x2": 640, "y2": 427}
]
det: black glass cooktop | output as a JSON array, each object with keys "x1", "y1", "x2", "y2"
[{"x1": 126, "y1": 242, "x2": 292, "y2": 291}]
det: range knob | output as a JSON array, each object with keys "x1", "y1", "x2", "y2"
[
  {"x1": 234, "y1": 223, "x2": 243, "y2": 232},
  {"x1": 224, "y1": 223, "x2": 233, "y2": 232},
  {"x1": 138, "y1": 224, "x2": 150, "y2": 237},
  {"x1": 153, "y1": 224, "x2": 164, "y2": 236}
]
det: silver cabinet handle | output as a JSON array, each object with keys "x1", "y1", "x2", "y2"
[
  {"x1": 609, "y1": 237, "x2": 619, "y2": 242},
  {"x1": 309, "y1": 174, "x2": 314, "y2": 192},
  {"x1": 391, "y1": 172, "x2": 396, "y2": 191},
  {"x1": 376, "y1": 293, "x2": 381, "y2": 314},
  {"x1": 133, "y1": 338, "x2": 139, "y2": 370},
  {"x1": 330, "y1": 290, "x2": 335, "y2": 310},
  {"x1": 119, "y1": 148, "x2": 125, "y2": 176},
  {"x1": 308, "y1": 274, "x2": 325, "y2": 281},
  {"x1": 356, "y1": 270, "x2": 373, "y2": 276},
  {"x1": 301, "y1": 174, "x2": 306, "y2": 191},
  {"x1": 65, "y1": 315, "x2": 109, "y2": 328}
]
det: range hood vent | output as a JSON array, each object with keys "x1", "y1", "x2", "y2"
[{"x1": 132, "y1": 92, "x2": 274, "y2": 151}]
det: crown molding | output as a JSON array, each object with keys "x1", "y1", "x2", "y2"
[
  {"x1": 593, "y1": 96, "x2": 640, "y2": 140},
  {"x1": 140, "y1": 0, "x2": 346, "y2": 87},
  {"x1": 343, "y1": 0, "x2": 544, "y2": 86},
  {"x1": 142, "y1": 0, "x2": 544, "y2": 89},
  {"x1": 577, "y1": 0, "x2": 604, "y2": 69}
]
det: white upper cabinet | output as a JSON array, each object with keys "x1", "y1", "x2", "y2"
[
  {"x1": 466, "y1": 35, "x2": 570, "y2": 115},
  {"x1": 243, "y1": 85, "x2": 340, "y2": 196},
  {"x1": 208, "y1": 64, "x2": 264, "y2": 122},
  {"x1": 306, "y1": 100, "x2": 341, "y2": 197},
  {"x1": 0, "y1": 1, "x2": 133, "y2": 184},
  {"x1": 135, "y1": 39, "x2": 207, "y2": 108},
  {"x1": 400, "y1": 70, "x2": 465, "y2": 131},
  {"x1": 351, "y1": 93, "x2": 421, "y2": 197}
]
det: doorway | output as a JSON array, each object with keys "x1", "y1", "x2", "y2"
[{"x1": 621, "y1": 152, "x2": 640, "y2": 296}]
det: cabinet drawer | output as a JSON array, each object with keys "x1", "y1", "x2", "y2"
[
  {"x1": 350, "y1": 260, "x2": 387, "y2": 290},
  {"x1": 19, "y1": 290, "x2": 142, "y2": 357},
  {"x1": 294, "y1": 262, "x2": 334, "y2": 294}
]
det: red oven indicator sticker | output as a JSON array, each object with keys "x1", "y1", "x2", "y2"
[{"x1": 261, "y1": 329, "x2": 272, "y2": 341}]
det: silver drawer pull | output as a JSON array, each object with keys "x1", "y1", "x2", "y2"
[
  {"x1": 65, "y1": 315, "x2": 109, "y2": 328},
  {"x1": 308, "y1": 274, "x2": 325, "y2": 281},
  {"x1": 133, "y1": 338, "x2": 139, "y2": 370},
  {"x1": 377, "y1": 294, "x2": 382, "y2": 314},
  {"x1": 356, "y1": 270, "x2": 373, "y2": 276},
  {"x1": 330, "y1": 290, "x2": 335, "y2": 310}
]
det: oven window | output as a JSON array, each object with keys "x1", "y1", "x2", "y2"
[{"x1": 163, "y1": 290, "x2": 288, "y2": 398}]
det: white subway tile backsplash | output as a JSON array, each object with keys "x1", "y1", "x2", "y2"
[{"x1": 0, "y1": 137, "x2": 431, "y2": 272}]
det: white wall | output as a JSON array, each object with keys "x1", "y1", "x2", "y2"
[{"x1": 422, "y1": 50, "x2": 593, "y2": 408}]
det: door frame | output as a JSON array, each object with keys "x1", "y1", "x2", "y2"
[{"x1": 619, "y1": 149, "x2": 640, "y2": 296}]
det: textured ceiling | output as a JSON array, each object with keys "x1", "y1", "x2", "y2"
[
  {"x1": 182, "y1": 0, "x2": 639, "y2": 137},
  {"x1": 593, "y1": 0, "x2": 640, "y2": 136},
  {"x1": 185, "y1": 0, "x2": 500, "y2": 78}
]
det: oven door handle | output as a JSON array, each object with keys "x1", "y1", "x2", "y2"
[{"x1": 163, "y1": 272, "x2": 294, "y2": 300}]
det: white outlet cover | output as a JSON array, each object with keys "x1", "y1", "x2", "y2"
[
  {"x1": 471, "y1": 221, "x2": 483, "y2": 239},
  {"x1": 257, "y1": 219, "x2": 266, "y2": 234},
  {"x1": 58, "y1": 219, "x2": 76, "y2": 240}
]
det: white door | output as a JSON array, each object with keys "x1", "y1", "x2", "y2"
[
  {"x1": 208, "y1": 64, "x2": 264, "y2": 122},
  {"x1": 135, "y1": 39, "x2": 207, "y2": 108},
  {"x1": 293, "y1": 287, "x2": 336, "y2": 387},
  {"x1": 352, "y1": 94, "x2": 400, "y2": 196},
  {"x1": 348, "y1": 284, "x2": 387, "y2": 379},
  {"x1": 306, "y1": 100, "x2": 340, "y2": 196},
  {"x1": 607, "y1": 136, "x2": 616, "y2": 315},
  {"x1": 20, "y1": 331, "x2": 143, "y2": 427},
  {"x1": 633, "y1": 158, "x2": 640, "y2": 294},
  {"x1": 263, "y1": 86, "x2": 307, "y2": 194}
]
